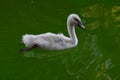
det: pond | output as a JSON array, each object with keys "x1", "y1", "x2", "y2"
[{"x1": 0, "y1": 0, "x2": 120, "y2": 80}]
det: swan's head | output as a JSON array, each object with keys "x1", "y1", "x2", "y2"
[{"x1": 67, "y1": 14, "x2": 85, "y2": 29}]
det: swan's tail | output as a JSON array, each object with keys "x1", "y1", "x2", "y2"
[{"x1": 22, "y1": 34, "x2": 35, "y2": 48}]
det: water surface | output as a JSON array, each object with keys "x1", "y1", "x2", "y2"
[{"x1": 0, "y1": 0, "x2": 120, "y2": 80}]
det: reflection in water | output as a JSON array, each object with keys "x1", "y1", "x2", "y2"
[
  {"x1": 63, "y1": 34, "x2": 105, "y2": 80},
  {"x1": 23, "y1": 50, "x2": 69, "y2": 60},
  {"x1": 96, "y1": 59, "x2": 112, "y2": 80},
  {"x1": 81, "y1": 4, "x2": 103, "y2": 18},
  {"x1": 112, "y1": 6, "x2": 120, "y2": 22}
]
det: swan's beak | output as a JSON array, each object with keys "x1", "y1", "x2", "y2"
[{"x1": 78, "y1": 22, "x2": 85, "y2": 29}]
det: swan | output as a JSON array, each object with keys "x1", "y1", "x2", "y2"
[{"x1": 21, "y1": 14, "x2": 85, "y2": 51}]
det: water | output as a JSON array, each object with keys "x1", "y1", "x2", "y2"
[{"x1": 0, "y1": 0, "x2": 120, "y2": 80}]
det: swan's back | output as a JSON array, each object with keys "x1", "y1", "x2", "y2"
[{"x1": 36, "y1": 32, "x2": 70, "y2": 42}]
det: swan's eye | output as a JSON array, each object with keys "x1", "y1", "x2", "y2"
[{"x1": 74, "y1": 18, "x2": 80, "y2": 23}]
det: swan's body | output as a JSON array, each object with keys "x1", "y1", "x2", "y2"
[{"x1": 21, "y1": 14, "x2": 85, "y2": 51}]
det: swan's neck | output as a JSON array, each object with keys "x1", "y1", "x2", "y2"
[{"x1": 67, "y1": 21, "x2": 78, "y2": 45}]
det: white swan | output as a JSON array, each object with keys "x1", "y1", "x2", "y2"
[{"x1": 21, "y1": 14, "x2": 85, "y2": 51}]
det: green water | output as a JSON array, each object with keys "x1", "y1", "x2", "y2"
[{"x1": 0, "y1": 0, "x2": 120, "y2": 80}]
